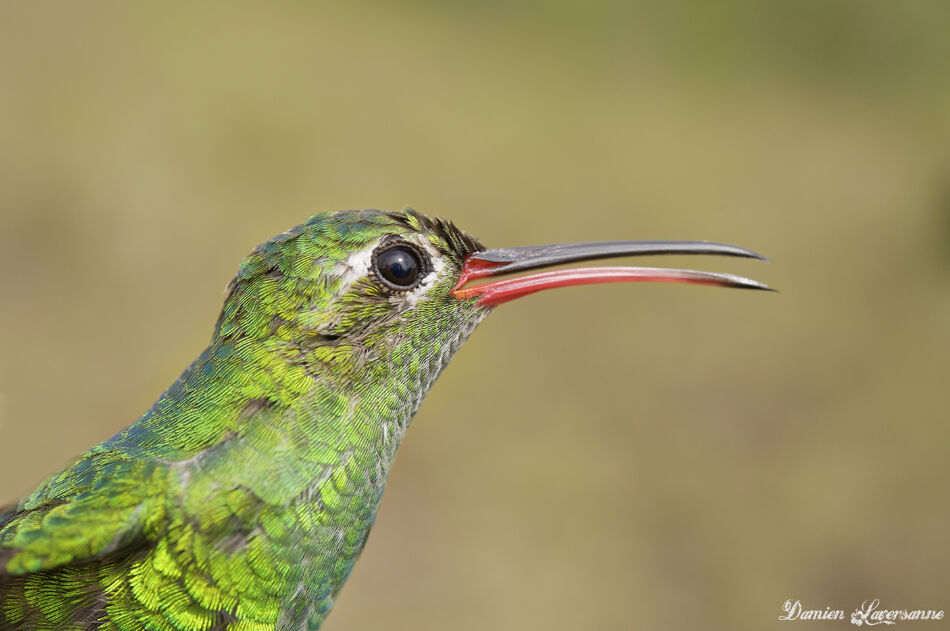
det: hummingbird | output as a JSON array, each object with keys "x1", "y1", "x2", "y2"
[{"x1": 0, "y1": 208, "x2": 769, "y2": 630}]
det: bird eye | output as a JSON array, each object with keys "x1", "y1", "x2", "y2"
[{"x1": 373, "y1": 243, "x2": 427, "y2": 290}]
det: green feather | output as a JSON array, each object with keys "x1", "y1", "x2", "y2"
[{"x1": 0, "y1": 209, "x2": 486, "y2": 630}]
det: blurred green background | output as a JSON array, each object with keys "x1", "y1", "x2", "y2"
[{"x1": 1, "y1": 1, "x2": 949, "y2": 629}]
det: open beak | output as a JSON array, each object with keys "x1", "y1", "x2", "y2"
[{"x1": 452, "y1": 240, "x2": 773, "y2": 307}]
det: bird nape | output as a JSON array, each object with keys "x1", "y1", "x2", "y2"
[{"x1": 0, "y1": 208, "x2": 770, "y2": 630}]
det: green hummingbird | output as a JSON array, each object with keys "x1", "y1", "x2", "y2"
[{"x1": 0, "y1": 208, "x2": 769, "y2": 630}]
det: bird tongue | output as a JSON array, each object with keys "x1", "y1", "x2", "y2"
[{"x1": 451, "y1": 240, "x2": 772, "y2": 307}]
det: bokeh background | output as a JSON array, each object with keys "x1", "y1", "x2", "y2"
[{"x1": 1, "y1": 2, "x2": 949, "y2": 629}]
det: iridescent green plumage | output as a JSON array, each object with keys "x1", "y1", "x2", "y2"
[
  {"x1": 0, "y1": 208, "x2": 770, "y2": 630},
  {"x1": 0, "y1": 209, "x2": 487, "y2": 630}
]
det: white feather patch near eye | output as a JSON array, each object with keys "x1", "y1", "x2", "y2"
[
  {"x1": 401, "y1": 237, "x2": 445, "y2": 306},
  {"x1": 336, "y1": 242, "x2": 379, "y2": 288}
]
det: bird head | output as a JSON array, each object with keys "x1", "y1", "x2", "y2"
[
  {"x1": 213, "y1": 209, "x2": 486, "y2": 385},
  {"x1": 212, "y1": 207, "x2": 769, "y2": 401}
]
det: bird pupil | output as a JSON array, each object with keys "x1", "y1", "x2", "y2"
[
  {"x1": 389, "y1": 255, "x2": 411, "y2": 278},
  {"x1": 377, "y1": 246, "x2": 420, "y2": 287}
]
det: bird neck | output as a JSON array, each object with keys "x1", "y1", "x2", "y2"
[{"x1": 108, "y1": 307, "x2": 485, "y2": 504}]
